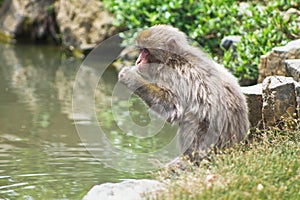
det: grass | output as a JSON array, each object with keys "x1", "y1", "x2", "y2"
[{"x1": 153, "y1": 120, "x2": 300, "y2": 200}]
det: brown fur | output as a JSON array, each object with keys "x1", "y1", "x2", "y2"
[{"x1": 119, "y1": 25, "x2": 249, "y2": 161}]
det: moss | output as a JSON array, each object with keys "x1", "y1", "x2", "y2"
[
  {"x1": 22, "y1": 17, "x2": 34, "y2": 33},
  {"x1": 73, "y1": 48, "x2": 84, "y2": 59},
  {"x1": 0, "y1": 32, "x2": 14, "y2": 43}
]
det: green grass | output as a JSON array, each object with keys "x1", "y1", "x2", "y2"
[{"x1": 154, "y1": 122, "x2": 300, "y2": 199}]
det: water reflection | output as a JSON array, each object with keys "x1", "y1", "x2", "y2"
[{"x1": 0, "y1": 43, "x2": 142, "y2": 199}]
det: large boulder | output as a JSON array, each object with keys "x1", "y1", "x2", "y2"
[
  {"x1": 241, "y1": 84, "x2": 263, "y2": 127},
  {"x1": 54, "y1": 0, "x2": 117, "y2": 53},
  {"x1": 0, "y1": 0, "x2": 59, "y2": 43},
  {"x1": 0, "y1": 0, "x2": 118, "y2": 54},
  {"x1": 285, "y1": 59, "x2": 300, "y2": 116},
  {"x1": 262, "y1": 76, "x2": 297, "y2": 127},
  {"x1": 83, "y1": 179, "x2": 163, "y2": 200},
  {"x1": 258, "y1": 39, "x2": 300, "y2": 83}
]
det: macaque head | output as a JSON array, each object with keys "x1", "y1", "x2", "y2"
[{"x1": 135, "y1": 25, "x2": 189, "y2": 79}]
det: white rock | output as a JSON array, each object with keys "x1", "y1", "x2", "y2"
[
  {"x1": 285, "y1": 59, "x2": 300, "y2": 82},
  {"x1": 83, "y1": 179, "x2": 164, "y2": 200}
]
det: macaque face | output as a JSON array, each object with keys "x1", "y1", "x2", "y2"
[
  {"x1": 135, "y1": 48, "x2": 150, "y2": 66},
  {"x1": 135, "y1": 47, "x2": 161, "y2": 80}
]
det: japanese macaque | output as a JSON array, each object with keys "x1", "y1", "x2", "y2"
[{"x1": 118, "y1": 25, "x2": 249, "y2": 162}]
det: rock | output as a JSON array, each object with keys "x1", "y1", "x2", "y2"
[
  {"x1": 285, "y1": 59, "x2": 300, "y2": 81},
  {"x1": 241, "y1": 84, "x2": 263, "y2": 127},
  {"x1": 0, "y1": 0, "x2": 59, "y2": 43},
  {"x1": 285, "y1": 59, "x2": 300, "y2": 116},
  {"x1": 238, "y1": 2, "x2": 264, "y2": 17},
  {"x1": 262, "y1": 76, "x2": 296, "y2": 127},
  {"x1": 83, "y1": 179, "x2": 164, "y2": 200},
  {"x1": 283, "y1": 8, "x2": 300, "y2": 26},
  {"x1": 238, "y1": 2, "x2": 252, "y2": 17},
  {"x1": 294, "y1": 82, "x2": 300, "y2": 117},
  {"x1": 220, "y1": 35, "x2": 241, "y2": 51},
  {"x1": 55, "y1": 0, "x2": 117, "y2": 52},
  {"x1": 0, "y1": 0, "x2": 118, "y2": 54},
  {"x1": 258, "y1": 39, "x2": 300, "y2": 82}
]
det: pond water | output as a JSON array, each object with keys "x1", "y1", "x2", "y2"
[{"x1": 0, "y1": 43, "x2": 174, "y2": 199}]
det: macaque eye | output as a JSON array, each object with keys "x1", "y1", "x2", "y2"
[{"x1": 140, "y1": 48, "x2": 149, "y2": 55}]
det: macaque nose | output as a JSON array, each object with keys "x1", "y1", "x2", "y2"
[
  {"x1": 136, "y1": 54, "x2": 142, "y2": 66},
  {"x1": 135, "y1": 49, "x2": 148, "y2": 66}
]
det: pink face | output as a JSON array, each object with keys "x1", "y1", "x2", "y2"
[{"x1": 135, "y1": 48, "x2": 149, "y2": 66}]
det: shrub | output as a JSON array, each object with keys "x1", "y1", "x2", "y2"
[
  {"x1": 0, "y1": 0, "x2": 4, "y2": 7},
  {"x1": 103, "y1": 0, "x2": 300, "y2": 85}
]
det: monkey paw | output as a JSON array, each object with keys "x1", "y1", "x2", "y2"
[
  {"x1": 118, "y1": 66, "x2": 144, "y2": 91},
  {"x1": 118, "y1": 66, "x2": 135, "y2": 84}
]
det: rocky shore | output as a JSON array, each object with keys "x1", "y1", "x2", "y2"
[
  {"x1": 1, "y1": 1, "x2": 300, "y2": 199},
  {"x1": 0, "y1": 0, "x2": 118, "y2": 56}
]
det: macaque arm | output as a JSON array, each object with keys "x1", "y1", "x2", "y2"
[
  {"x1": 134, "y1": 83, "x2": 181, "y2": 124},
  {"x1": 119, "y1": 66, "x2": 181, "y2": 123}
]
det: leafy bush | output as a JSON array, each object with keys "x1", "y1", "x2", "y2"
[{"x1": 103, "y1": 0, "x2": 300, "y2": 84}]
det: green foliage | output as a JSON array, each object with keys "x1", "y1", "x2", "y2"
[
  {"x1": 0, "y1": 0, "x2": 4, "y2": 7},
  {"x1": 103, "y1": 0, "x2": 300, "y2": 84}
]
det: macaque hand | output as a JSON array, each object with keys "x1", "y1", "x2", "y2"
[{"x1": 118, "y1": 66, "x2": 145, "y2": 91}]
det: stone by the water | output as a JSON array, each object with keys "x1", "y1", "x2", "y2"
[{"x1": 83, "y1": 179, "x2": 164, "y2": 200}]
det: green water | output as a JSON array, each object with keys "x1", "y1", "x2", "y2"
[{"x1": 0, "y1": 43, "x2": 155, "y2": 199}]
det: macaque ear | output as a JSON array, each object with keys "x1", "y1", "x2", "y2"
[{"x1": 166, "y1": 38, "x2": 178, "y2": 54}]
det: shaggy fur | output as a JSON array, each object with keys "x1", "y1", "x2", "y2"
[{"x1": 119, "y1": 25, "x2": 249, "y2": 161}]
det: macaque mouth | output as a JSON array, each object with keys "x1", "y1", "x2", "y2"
[{"x1": 136, "y1": 47, "x2": 149, "y2": 66}]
